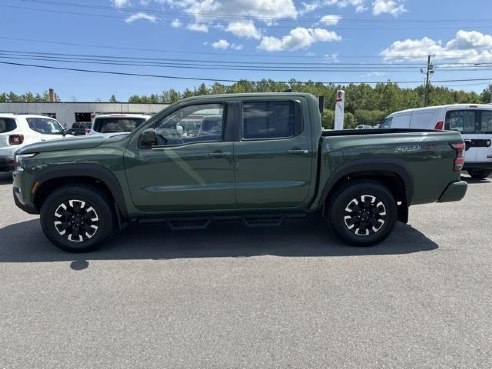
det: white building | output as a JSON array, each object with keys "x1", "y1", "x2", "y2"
[{"x1": 0, "y1": 102, "x2": 169, "y2": 128}]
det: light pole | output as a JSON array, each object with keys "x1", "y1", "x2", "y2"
[{"x1": 420, "y1": 55, "x2": 434, "y2": 107}]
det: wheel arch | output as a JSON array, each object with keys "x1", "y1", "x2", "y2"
[
  {"x1": 320, "y1": 159, "x2": 414, "y2": 223},
  {"x1": 32, "y1": 164, "x2": 128, "y2": 218}
]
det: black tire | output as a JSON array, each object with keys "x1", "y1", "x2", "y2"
[
  {"x1": 468, "y1": 169, "x2": 490, "y2": 180},
  {"x1": 328, "y1": 181, "x2": 397, "y2": 246},
  {"x1": 40, "y1": 185, "x2": 114, "y2": 252}
]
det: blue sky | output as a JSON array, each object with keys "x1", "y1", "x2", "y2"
[{"x1": 1, "y1": 0, "x2": 492, "y2": 101}]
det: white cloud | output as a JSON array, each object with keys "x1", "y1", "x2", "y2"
[
  {"x1": 446, "y1": 30, "x2": 492, "y2": 50},
  {"x1": 125, "y1": 12, "x2": 157, "y2": 23},
  {"x1": 212, "y1": 39, "x2": 230, "y2": 49},
  {"x1": 259, "y1": 27, "x2": 341, "y2": 52},
  {"x1": 299, "y1": 2, "x2": 320, "y2": 15},
  {"x1": 187, "y1": 23, "x2": 209, "y2": 32},
  {"x1": 381, "y1": 30, "x2": 492, "y2": 64},
  {"x1": 324, "y1": 0, "x2": 367, "y2": 13},
  {"x1": 320, "y1": 14, "x2": 342, "y2": 26},
  {"x1": 171, "y1": 18, "x2": 182, "y2": 28},
  {"x1": 226, "y1": 20, "x2": 261, "y2": 40},
  {"x1": 372, "y1": 0, "x2": 407, "y2": 17},
  {"x1": 113, "y1": 0, "x2": 130, "y2": 8},
  {"x1": 210, "y1": 40, "x2": 244, "y2": 50},
  {"x1": 165, "y1": 0, "x2": 297, "y2": 23}
]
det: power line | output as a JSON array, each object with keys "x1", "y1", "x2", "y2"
[
  {"x1": 0, "y1": 50, "x2": 490, "y2": 73},
  {"x1": 1, "y1": 60, "x2": 491, "y2": 85},
  {"x1": 3, "y1": 3, "x2": 492, "y2": 31},
  {"x1": 0, "y1": 36, "x2": 393, "y2": 60},
  {"x1": 15, "y1": 0, "x2": 492, "y2": 24}
]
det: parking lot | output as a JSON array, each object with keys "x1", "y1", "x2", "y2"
[{"x1": 0, "y1": 172, "x2": 491, "y2": 369}]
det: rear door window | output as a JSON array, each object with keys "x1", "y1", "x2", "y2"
[
  {"x1": 242, "y1": 101, "x2": 298, "y2": 140},
  {"x1": 0, "y1": 118, "x2": 17, "y2": 133},
  {"x1": 445, "y1": 110, "x2": 478, "y2": 133}
]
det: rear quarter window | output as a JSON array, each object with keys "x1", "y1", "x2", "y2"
[{"x1": 0, "y1": 118, "x2": 17, "y2": 133}]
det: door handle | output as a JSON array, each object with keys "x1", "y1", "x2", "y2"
[
  {"x1": 208, "y1": 152, "x2": 231, "y2": 158},
  {"x1": 288, "y1": 149, "x2": 309, "y2": 155}
]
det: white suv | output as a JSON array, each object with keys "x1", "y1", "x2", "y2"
[
  {"x1": 89, "y1": 114, "x2": 151, "y2": 136},
  {"x1": 0, "y1": 114, "x2": 70, "y2": 173}
]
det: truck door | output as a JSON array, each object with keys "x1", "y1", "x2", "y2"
[
  {"x1": 124, "y1": 102, "x2": 236, "y2": 212},
  {"x1": 233, "y1": 99, "x2": 314, "y2": 209}
]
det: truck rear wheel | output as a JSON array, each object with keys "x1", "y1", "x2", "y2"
[
  {"x1": 40, "y1": 185, "x2": 114, "y2": 252},
  {"x1": 328, "y1": 181, "x2": 397, "y2": 246}
]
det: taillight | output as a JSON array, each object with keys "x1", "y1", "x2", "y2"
[
  {"x1": 435, "y1": 121, "x2": 444, "y2": 130},
  {"x1": 450, "y1": 142, "x2": 465, "y2": 171},
  {"x1": 9, "y1": 134, "x2": 24, "y2": 145}
]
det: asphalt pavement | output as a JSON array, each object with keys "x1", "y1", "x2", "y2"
[{"x1": 0, "y1": 173, "x2": 490, "y2": 369}]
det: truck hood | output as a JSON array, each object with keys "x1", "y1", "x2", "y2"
[{"x1": 16, "y1": 135, "x2": 108, "y2": 155}]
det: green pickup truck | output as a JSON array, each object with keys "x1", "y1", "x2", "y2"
[{"x1": 12, "y1": 93, "x2": 467, "y2": 252}]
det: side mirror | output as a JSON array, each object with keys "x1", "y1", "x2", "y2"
[{"x1": 138, "y1": 128, "x2": 157, "y2": 149}]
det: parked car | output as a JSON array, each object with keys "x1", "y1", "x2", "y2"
[
  {"x1": 68, "y1": 122, "x2": 92, "y2": 136},
  {"x1": 380, "y1": 104, "x2": 492, "y2": 179},
  {"x1": 13, "y1": 93, "x2": 467, "y2": 252},
  {"x1": 355, "y1": 124, "x2": 374, "y2": 129},
  {"x1": 89, "y1": 114, "x2": 150, "y2": 136},
  {"x1": 0, "y1": 114, "x2": 71, "y2": 173}
]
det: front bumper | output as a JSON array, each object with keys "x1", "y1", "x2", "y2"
[
  {"x1": 438, "y1": 180, "x2": 468, "y2": 203},
  {"x1": 12, "y1": 169, "x2": 39, "y2": 214},
  {"x1": 13, "y1": 187, "x2": 38, "y2": 214}
]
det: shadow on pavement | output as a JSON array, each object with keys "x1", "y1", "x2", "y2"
[
  {"x1": 0, "y1": 218, "x2": 438, "y2": 265},
  {"x1": 461, "y1": 176, "x2": 491, "y2": 184},
  {"x1": 0, "y1": 173, "x2": 13, "y2": 184}
]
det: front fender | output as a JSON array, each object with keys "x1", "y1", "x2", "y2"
[{"x1": 32, "y1": 164, "x2": 129, "y2": 218}]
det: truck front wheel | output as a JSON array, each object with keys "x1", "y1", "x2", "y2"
[
  {"x1": 328, "y1": 181, "x2": 397, "y2": 246},
  {"x1": 40, "y1": 185, "x2": 114, "y2": 252}
]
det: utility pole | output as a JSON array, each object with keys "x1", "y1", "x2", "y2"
[
  {"x1": 421, "y1": 55, "x2": 434, "y2": 106},
  {"x1": 489, "y1": 84, "x2": 492, "y2": 104}
]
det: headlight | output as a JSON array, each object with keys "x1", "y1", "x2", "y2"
[{"x1": 15, "y1": 153, "x2": 36, "y2": 171}]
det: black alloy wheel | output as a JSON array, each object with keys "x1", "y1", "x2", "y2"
[
  {"x1": 40, "y1": 185, "x2": 114, "y2": 252},
  {"x1": 328, "y1": 181, "x2": 397, "y2": 246}
]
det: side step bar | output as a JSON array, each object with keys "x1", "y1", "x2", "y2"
[{"x1": 138, "y1": 213, "x2": 306, "y2": 230}]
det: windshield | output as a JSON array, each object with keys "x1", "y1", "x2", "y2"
[
  {"x1": 93, "y1": 117, "x2": 147, "y2": 133},
  {"x1": 26, "y1": 117, "x2": 64, "y2": 134},
  {"x1": 379, "y1": 117, "x2": 392, "y2": 129}
]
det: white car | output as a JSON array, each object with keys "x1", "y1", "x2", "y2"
[
  {"x1": 380, "y1": 104, "x2": 492, "y2": 179},
  {"x1": 89, "y1": 114, "x2": 151, "y2": 136},
  {"x1": 0, "y1": 114, "x2": 71, "y2": 173}
]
